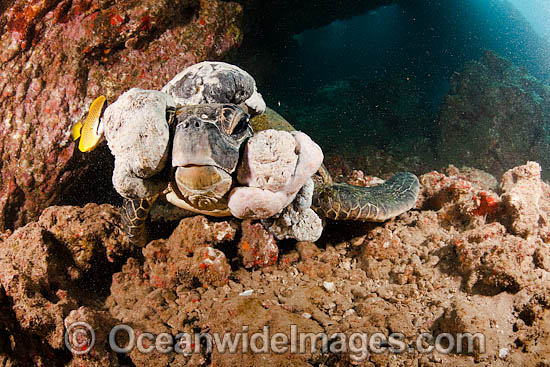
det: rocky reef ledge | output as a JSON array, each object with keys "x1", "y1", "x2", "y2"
[
  {"x1": 0, "y1": 162, "x2": 549, "y2": 366},
  {"x1": 0, "y1": 0, "x2": 243, "y2": 231}
]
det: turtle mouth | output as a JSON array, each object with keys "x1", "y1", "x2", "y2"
[{"x1": 172, "y1": 165, "x2": 233, "y2": 211}]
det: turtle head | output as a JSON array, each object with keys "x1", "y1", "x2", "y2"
[
  {"x1": 169, "y1": 104, "x2": 252, "y2": 213},
  {"x1": 72, "y1": 95, "x2": 107, "y2": 152}
]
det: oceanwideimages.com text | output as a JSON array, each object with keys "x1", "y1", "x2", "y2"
[{"x1": 66, "y1": 322, "x2": 486, "y2": 361}]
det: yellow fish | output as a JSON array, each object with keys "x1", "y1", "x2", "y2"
[{"x1": 72, "y1": 95, "x2": 107, "y2": 152}]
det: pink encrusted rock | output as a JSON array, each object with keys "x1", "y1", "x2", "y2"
[
  {"x1": 238, "y1": 219, "x2": 278, "y2": 268},
  {"x1": 64, "y1": 307, "x2": 119, "y2": 367},
  {"x1": 228, "y1": 130, "x2": 323, "y2": 219},
  {"x1": 38, "y1": 203, "x2": 132, "y2": 266},
  {"x1": 453, "y1": 222, "x2": 537, "y2": 294},
  {"x1": 189, "y1": 247, "x2": 231, "y2": 287},
  {"x1": 141, "y1": 216, "x2": 236, "y2": 289},
  {"x1": 144, "y1": 240, "x2": 231, "y2": 290},
  {"x1": 445, "y1": 165, "x2": 498, "y2": 192},
  {"x1": 418, "y1": 166, "x2": 501, "y2": 227},
  {"x1": 500, "y1": 162, "x2": 544, "y2": 238},
  {"x1": 347, "y1": 170, "x2": 385, "y2": 187},
  {"x1": 165, "y1": 215, "x2": 237, "y2": 254}
]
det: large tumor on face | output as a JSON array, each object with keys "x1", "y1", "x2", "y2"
[{"x1": 237, "y1": 129, "x2": 298, "y2": 191}]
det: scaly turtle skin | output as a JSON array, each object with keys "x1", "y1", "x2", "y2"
[
  {"x1": 120, "y1": 195, "x2": 158, "y2": 245},
  {"x1": 312, "y1": 173, "x2": 420, "y2": 221},
  {"x1": 120, "y1": 105, "x2": 420, "y2": 245}
]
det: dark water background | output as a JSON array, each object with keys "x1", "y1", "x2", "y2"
[{"x1": 231, "y1": 0, "x2": 550, "y2": 173}]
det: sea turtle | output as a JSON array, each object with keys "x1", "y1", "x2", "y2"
[{"x1": 73, "y1": 62, "x2": 420, "y2": 245}]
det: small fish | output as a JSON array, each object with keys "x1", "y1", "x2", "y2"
[
  {"x1": 71, "y1": 120, "x2": 82, "y2": 140},
  {"x1": 73, "y1": 95, "x2": 107, "y2": 152}
]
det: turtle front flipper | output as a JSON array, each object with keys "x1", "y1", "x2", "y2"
[
  {"x1": 313, "y1": 172, "x2": 420, "y2": 221},
  {"x1": 121, "y1": 195, "x2": 158, "y2": 246}
]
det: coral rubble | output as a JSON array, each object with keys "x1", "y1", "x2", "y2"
[{"x1": 0, "y1": 163, "x2": 549, "y2": 365}]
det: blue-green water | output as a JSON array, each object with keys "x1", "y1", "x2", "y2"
[{"x1": 232, "y1": 0, "x2": 550, "y2": 177}]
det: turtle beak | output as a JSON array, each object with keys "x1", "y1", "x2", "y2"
[{"x1": 174, "y1": 165, "x2": 233, "y2": 198}]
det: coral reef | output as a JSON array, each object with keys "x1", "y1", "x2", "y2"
[
  {"x1": 436, "y1": 51, "x2": 550, "y2": 178},
  {"x1": 0, "y1": 0, "x2": 244, "y2": 230},
  {"x1": 0, "y1": 163, "x2": 548, "y2": 365}
]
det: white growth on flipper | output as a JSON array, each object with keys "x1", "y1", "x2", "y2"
[
  {"x1": 162, "y1": 61, "x2": 266, "y2": 114},
  {"x1": 244, "y1": 90, "x2": 266, "y2": 114},
  {"x1": 102, "y1": 88, "x2": 175, "y2": 198},
  {"x1": 103, "y1": 88, "x2": 175, "y2": 177}
]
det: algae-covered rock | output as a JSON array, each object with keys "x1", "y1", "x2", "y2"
[
  {"x1": 500, "y1": 161, "x2": 545, "y2": 238},
  {"x1": 0, "y1": 203, "x2": 128, "y2": 352},
  {"x1": 238, "y1": 219, "x2": 278, "y2": 268},
  {"x1": 436, "y1": 51, "x2": 550, "y2": 178}
]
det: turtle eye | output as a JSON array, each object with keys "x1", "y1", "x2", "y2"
[
  {"x1": 232, "y1": 115, "x2": 249, "y2": 136},
  {"x1": 220, "y1": 105, "x2": 250, "y2": 135}
]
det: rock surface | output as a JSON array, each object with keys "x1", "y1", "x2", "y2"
[
  {"x1": 500, "y1": 161, "x2": 547, "y2": 239},
  {"x1": 0, "y1": 0, "x2": 244, "y2": 230},
  {"x1": 238, "y1": 219, "x2": 278, "y2": 268},
  {"x1": 0, "y1": 203, "x2": 129, "y2": 363},
  {"x1": 1, "y1": 163, "x2": 550, "y2": 366}
]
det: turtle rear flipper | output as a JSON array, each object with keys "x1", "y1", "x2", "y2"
[
  {"x1": 121, "y1": 195, "x2": 158, "y2": 246},
  {"x1": 313, "y1": 172, "x2": 420, "y2": 221}
]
